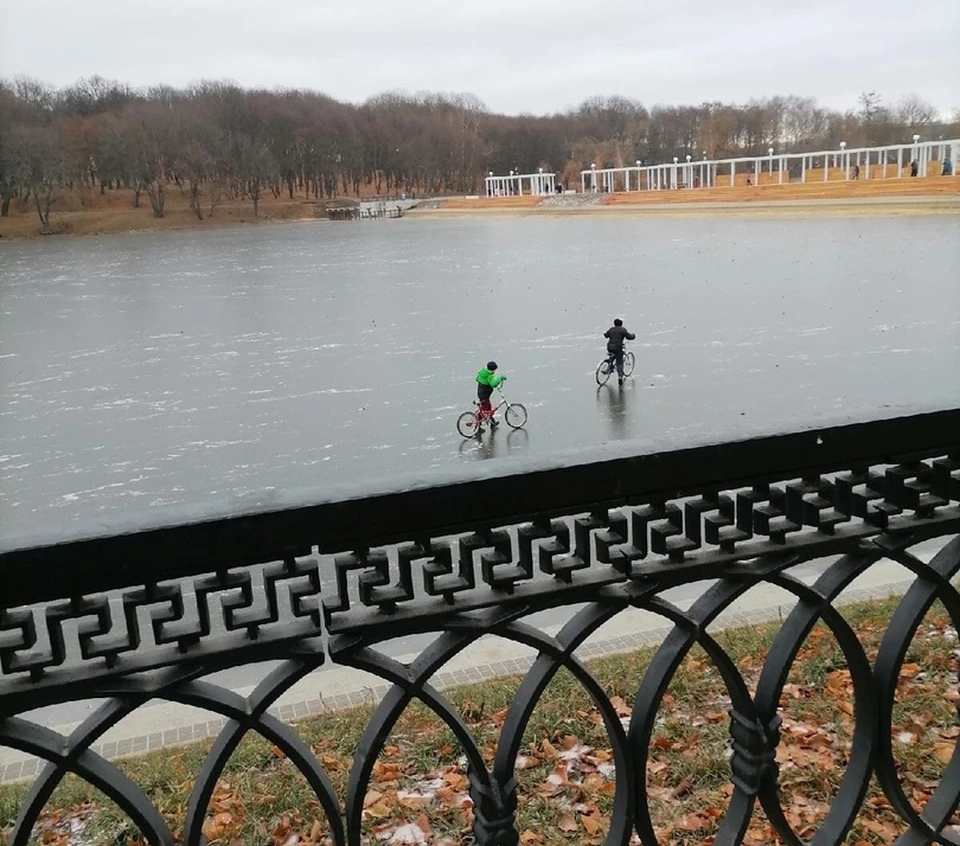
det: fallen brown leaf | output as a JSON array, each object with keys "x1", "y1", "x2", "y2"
[
  {"x1": 674, "y1": 813, "x2": 707, "y2": 831},
  {"x1": 442, "y1": 771, "x2": 469, "y2": 791},
  {"x1": 934, "y1": 741, "x2": 955, "y2": 765},
  {"x1": 372, "y1": 760, "x2": 403, "y2": 784},
  {"x1": 415, "y1": 813, "x2": 432, "y2": 836},
  {"x1": 364, "y1": 801, "x2": 392, "y2": 820},
  {"x1": 270, "y1": 817, "x2": 292, "y2": 846},
  {"x1": 581, "y1": 813, "x2": 605, "y2": 835}
]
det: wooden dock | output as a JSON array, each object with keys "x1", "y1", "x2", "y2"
[{"x1": 327, "y1": 206, "x2": 404, "y2": 221}]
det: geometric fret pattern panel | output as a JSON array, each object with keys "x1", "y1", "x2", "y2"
[
  {"x1": 3, "y1": 456, "x2": 956, "y2": 681},
  {"x1": 1, "y1": 424, "x2": 958, "y2": 845}
]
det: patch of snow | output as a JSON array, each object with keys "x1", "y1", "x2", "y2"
[
  {"x1": 396, "y1": 777, "x2": 444, "y2": 802},
  {"x1": 378, "y1": 822, "x2": 430, "y2": 844},
  {"x1": 598, "y1": 762, "x2": 616, "y2": 779}
]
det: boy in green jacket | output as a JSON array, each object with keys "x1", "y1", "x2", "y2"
[{"x1": 476, "y1": 361, "x2": 506, "y2": 427}]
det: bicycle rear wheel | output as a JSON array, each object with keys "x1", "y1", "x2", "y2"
[
  {"x1": 623, "y1": 351, "x2": 636, "y2": 377},
  {"x1": 457, "y1": 411, "x2": 481, "y2": 438},
  {"x1": 505, "y1": 403, "x2": 527, "y2": 429},
  {"x1": 595, "y1": 359, "x2": 612, "y2": 386}
]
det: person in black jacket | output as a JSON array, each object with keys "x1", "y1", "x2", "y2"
[{"x1": 603, "y1": 319, "x2": 636, "y2": 385}]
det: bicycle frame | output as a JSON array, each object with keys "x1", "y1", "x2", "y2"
[
  {"x1": 605, "y1": 345, "x2": 628, "y2": 364},
  {"x1": 475, "y1": 388, "x2": 509, "y2": 421},
  {"x1": 458, "y1": 386, "x2": 526, "y2": 439}
]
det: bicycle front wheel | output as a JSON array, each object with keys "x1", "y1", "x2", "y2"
[
  {"x1": 595, "y1": 359, "x2": 612, "y2": 386},
  {"x1": 457, "y1": 411, "x2": 481, "y2": 438},
  {"x1": 623, "y1": 351, "x2": 636, "y2": 377},
  {"x1": 505, "y1": 403, "x2": 527, "y2": 429}
]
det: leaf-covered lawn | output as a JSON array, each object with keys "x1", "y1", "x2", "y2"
[{"x1": 2, "y1": 594, "x2": 958, "y2": 845}]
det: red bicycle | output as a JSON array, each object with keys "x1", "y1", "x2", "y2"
[{"x1": 456, "y1": 387, "x2": 528, "y2": 438}]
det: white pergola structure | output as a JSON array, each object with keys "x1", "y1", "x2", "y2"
[
  {"x1": 484, "y1": 169, "x2": 557, "y2": 197},
  {"x1": 579, "y1": 137, "x2": 959, "y2": 194}
]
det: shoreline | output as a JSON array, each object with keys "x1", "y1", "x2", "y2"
[
  {"x1": 0, "y1": 213, "x2": 325, "y2": 244},
  {"x1": 1, "y1": 193, "x2": 957, "y2": 243},
  {"x1": 408, "y1": 194, "x2": 960, "y2": 219}
]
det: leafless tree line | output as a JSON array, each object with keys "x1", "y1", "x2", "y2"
[{"x1": 0, "y1": 76, "x2": 955, "y2": 233}]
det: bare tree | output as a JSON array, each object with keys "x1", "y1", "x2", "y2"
[
  {"x1": 8, "y1": 123, "x2": 68, "y2": 234},
  {"x1": 58, "y1": 75, "x2": 135, "y2": 117},
  {"x1": 894, "y1": 94, "x2": 938, "y2": 132},
  {"x1": 12, "y1": 76, "x2": 55, "y2": 110},
  {"x1": 0, "y1": 83, "x2": 18, "y2": 217},
  {"x1": 208, "y1": 178, "x2": 225, "y2": 217},
  {"x1": 232, "y1": 133, "x2": 276, "y2": 216},
  {"x1": 858, "y1": 91, "x2": 887, "y2": 123},
  {"x1": 177, "y1": 139, "x2": 213, "y2": 220},
  {"x1": 449, "y1": 92, "x2": 487, "y2": 193},
  {"x1": 0, "y1": 77, "x2": 951, "y2": 232},
  {"x1": 124, "y1": 103, "x2": 177, "y2": 218},
  {"x1": 856, "y1": 91, "x2": 898, "y2": 145},
  {"x1": 781, "y1": 96, "x2": 829, "y2": 150}
]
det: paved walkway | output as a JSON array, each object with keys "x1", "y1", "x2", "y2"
[{"x1": 0, "y1": 550, "x2": 945, "y2": 784}]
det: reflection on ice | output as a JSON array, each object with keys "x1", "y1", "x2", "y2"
[{"x1": 458, "y1": 427, "x2": 531, "y2": 462}]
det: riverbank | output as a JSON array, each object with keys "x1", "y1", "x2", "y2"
[
  {"x1": 0, "y1": 189, "x2": 322, "y2": 241},
  {"x1": 0, "y1": 184, "x2": 393, "y2": 241},
  {"x1": 410, "y1": 191, "x2": 960, "y2": 220},
  {"x1": 2, "y1": 178, "x2": 959, "y2": 241},
  {"x1": 429, "y1": 173, "x2": 960, "y2": 212}
]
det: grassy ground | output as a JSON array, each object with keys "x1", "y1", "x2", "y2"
[
  {"x1": 1, "y1": 594, "x2": 957, "y2": 845},
  {"x1": 0, "y1": 185, "x2": 359, "y2": 240}
]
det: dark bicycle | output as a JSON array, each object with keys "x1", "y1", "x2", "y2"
[{"x1": 595, "y1": 345, "x2": 635, "y2": 386}]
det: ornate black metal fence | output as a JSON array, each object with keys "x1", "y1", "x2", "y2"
[{"x1": 1, "y1": 408, "x2": 958, "y2": 845}]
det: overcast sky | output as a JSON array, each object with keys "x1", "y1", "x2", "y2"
[{"x1": 1, "y1": 0, "x2": 958, "y2": 115}]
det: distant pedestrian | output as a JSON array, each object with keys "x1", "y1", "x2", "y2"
[
  {"x1": 942, "y1": 158, "x2": 953, "y2": 176},
  {"x1": 910, "y1": 160, "x2": 919, "y2": 177},
  {"x1": 853, "y1": 164, "x2": 860, "y2": 180}
]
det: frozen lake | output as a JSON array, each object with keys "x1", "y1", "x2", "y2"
[{"x1": 1, "y1": 214, "x2": 958, "y2": 546}]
